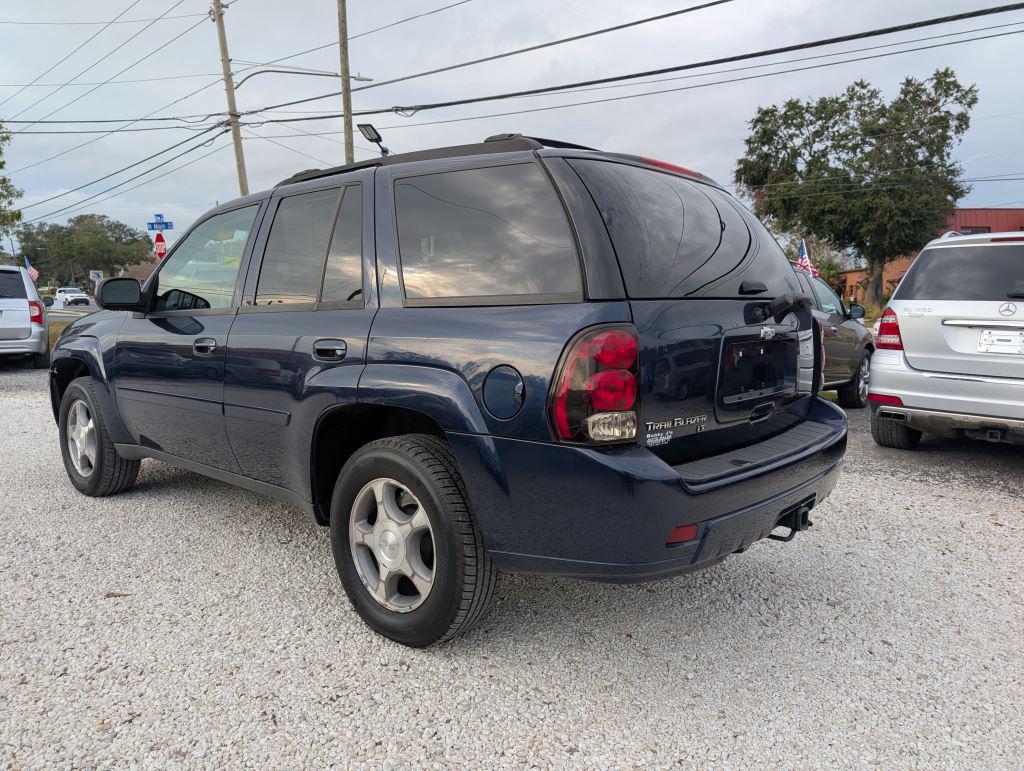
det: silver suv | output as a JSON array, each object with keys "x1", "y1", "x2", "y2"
[
  {"x1": 869, "y1": 231, "x2": 1024, "y2": 448},
  {"x1": 0, "y1": 265, "x2": 49, "y2": 368}
]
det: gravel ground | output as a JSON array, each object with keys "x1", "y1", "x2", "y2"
[{"x1": 1, "y1": 362, "x2": 1022, "y2": 768}]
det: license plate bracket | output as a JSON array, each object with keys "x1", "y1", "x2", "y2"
[{"x1": 978, "y1": 328, "x2": 1024, "y2": 355}]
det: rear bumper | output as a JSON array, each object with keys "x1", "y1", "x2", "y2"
[
  {"x1": 870, "y1": 349, "x2": 1024, "y2": 423},
  {"x1": 448, "y1": 397, "x2": 847, "y2": 582},
  {"x1": 0, "y1": 326, "x2": 47, "y2": 355}
]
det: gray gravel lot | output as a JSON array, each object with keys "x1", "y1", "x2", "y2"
[{"x1": 1, "y1": 362, "x2": 1022, "y2": 767}]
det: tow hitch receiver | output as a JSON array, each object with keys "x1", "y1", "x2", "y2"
[{"x1": 769, "y1": 499, "x2": 814, "y2": 543}]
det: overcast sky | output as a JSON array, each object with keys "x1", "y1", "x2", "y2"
[{"x1": 2, "y1": 0, "x2": 1022, "y2": 248}]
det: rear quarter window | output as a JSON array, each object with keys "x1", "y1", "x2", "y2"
[
  {"x1": 0, "y1": 270, "x2": 27, "y2": 299},
  {"x1": 894, "y1": 244, "x2": 1024, "y2": 301},
  {"x1": 568, "y1": 159, "x2": 799, "y2": 299},
  {"x1": 393, "y1": 162, "x2": 581, "y2": 304}
]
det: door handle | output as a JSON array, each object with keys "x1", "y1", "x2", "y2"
[
  {"x1": 313, "y1": 338, "x2": 347, "y2": 361},
  {"x1": 193, "y1": 337, "x2": 217, "y2": 355}
]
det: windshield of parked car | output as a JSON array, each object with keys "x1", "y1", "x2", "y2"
[{"x1": 894, "y1": 244, "x2": 1024, "y2": 301}]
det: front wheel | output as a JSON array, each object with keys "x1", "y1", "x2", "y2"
[
  {"x1": 330, "y1": 434, "x2": 497, "y2": 647},
  {"x1": 58, "y1": 377, "x2": 140, "y2": 496},
  {"x1": 837, "y1": 350, "x2": 870, "y2": 408}
]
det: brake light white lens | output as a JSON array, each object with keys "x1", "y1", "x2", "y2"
[
  {"x1": 876, "y1": 308, "x2": 903, "y2": 350},
  {"x1": 551, "y1": 326, "x2": 639, "y2": 443},
  {"x1": 28, "y1": 300, "x2": 44, "y2": 325}
]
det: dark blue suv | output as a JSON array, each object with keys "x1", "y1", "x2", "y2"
[{"x1": 51, "y1": 134, "x2": 847, "y2": 646}]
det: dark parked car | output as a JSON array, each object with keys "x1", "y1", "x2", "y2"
[
  {"x1": 50, "y1": 135, "x2": 847, "y2": 646},
  {"x1": 793, "y1": 270, "x2": 874, "y2": 408}
]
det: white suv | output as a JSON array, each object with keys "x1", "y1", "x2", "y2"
[{"x1": 869, "y1": 231, "x2": 1024, "y2": 448}]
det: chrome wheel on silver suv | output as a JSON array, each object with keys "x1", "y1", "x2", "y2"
[{"x1": 349, "y1": 478, "x2": 435, "y2": 612}]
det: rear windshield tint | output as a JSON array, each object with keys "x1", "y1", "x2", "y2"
[
  {"x1": 0, "y1": 270, "x2": 27, "y2": 299},
  {"x1": 569, "y1": 160, "x2": 799, "y2": 298},
  {"x1": 894, "y1": 245, "x2": 1024, "y2": 301}
]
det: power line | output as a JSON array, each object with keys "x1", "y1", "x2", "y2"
[
  {"x1": 20, "y1": 123, "x2": 227, "y2": 210},
  {"x1": 0, "y1": 12, "x2": 209, "y2": 26},
  {"x1": 22, "y1": 129, "x2": 231, "y2": 224},
  {"x1": 247, "y1": 27, "x2": 1024, "y2": 131},
  {"x1": 0, "y1": 72, "x2": 221, "y2": 88},
  {"x1": 241, "y1": 0, "x2": 477, "y2": 70},
  {"x1": 248, "y1": 2, "x2": 1024, "y2": 116},
  {"x1": 243, "y1": 127, "x2": 331, "y2": 166},
  {"x1": 9, "y1": 77, "x2": 224, "y2": 174},
  {"x1": 47, "y1": 142, "x2": 233, "y2": 221},
  {"x1": 0, "y1": 0, "x2": 145, "y2": 111},
  {"x1": 349, "y1": 0, "x2": 738, "y2": 95},
  {"x1": 9, "y1": 123, "x2": 222, "y2": 135},
  {"x1": 21, "y1": 10, "x2": 211, "y2": 129},
  {"x1": 6, "y1": 0, "x2": 184, "y2": 122}
]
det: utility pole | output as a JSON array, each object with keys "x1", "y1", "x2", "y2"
[
  {"x1": 336, "y1": 0, "x2": 354, "y2": 165},
  {"x1": 211, "y1": 0, "x2": 249, "y2": 196}
]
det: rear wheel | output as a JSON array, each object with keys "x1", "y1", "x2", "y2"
[
  {"x1": 58, "y1": 377, "x2": 140, "y2": 495},
  {"x1": 837, "y1": 350, "x2": 870, "y2": 408},
  {"x1": 871, "y1": 408, "x2": 922, "y2": 449},
  {"x1": 32, "y1": 345, "x2": 50, "y2": 369},
  {"x1": 330, "y1": 434, "x2": 497, "y2": 647}
]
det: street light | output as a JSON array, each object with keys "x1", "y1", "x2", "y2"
[
  {"x1": 233, "y1": 68, "x2": 373, "y2": 90},
  {"x1": 357, "y1": 123, "x2": 389, "y2": 157}
]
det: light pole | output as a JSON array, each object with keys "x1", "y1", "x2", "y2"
[{"x1": 357, "y1": 124, "x2": 389, "y2": 157}]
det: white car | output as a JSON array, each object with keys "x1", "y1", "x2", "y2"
[
  {"x1": 869, "y1": 231, "x2": 1024, "y2": 448},
  {"x1": 54, "y1": 287, "x2": 90, "y2": 307}
]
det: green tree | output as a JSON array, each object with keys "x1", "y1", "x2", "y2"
[
  {"x1": 0, "y1": 123, "x2": 22, "y2": 239},
  {"x1": 735, "y1": 68, "x2": 976, "y2": 304},
  {"x1": 17, "y1": 214, "x2": 151, "y2": 285}
]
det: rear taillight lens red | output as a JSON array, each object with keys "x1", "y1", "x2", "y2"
[
  {"x1": 28, "y1": 300, "x2": 44, "y2": 325},
  {"x1": 876, "y1": 308, "x2": 903, "y2": 350},
  {"x1": 551, "y1": 326, "x2": 639, "y2": 443}
]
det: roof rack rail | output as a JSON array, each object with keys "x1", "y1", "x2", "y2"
[
  {"x1": 275, "y1": 133, "x2": 598, "y2": 187},
  {"x1": 939, "y1": 230, "x2": 962, "y2": 239}
]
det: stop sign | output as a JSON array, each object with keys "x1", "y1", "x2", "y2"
[{"x1": 154, "y1": 231, "x2": 167, "y2": 259}]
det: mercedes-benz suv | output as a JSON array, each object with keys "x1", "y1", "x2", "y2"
[{"x1": 870, "y1": 231, "x2": 1024, "y2": 448}]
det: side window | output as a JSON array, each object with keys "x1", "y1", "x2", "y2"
[
  {"x1": 811, "y1": 277, "x2": 844, "y2": 315},
  {"x1": 256, "y1": 187, "x2": 340, "y2": 305},
  {"x1": 320, "y1": 185, "x2": 363, "y2": 304},
  {"x1": 154, "y1": 205, "x2": 259, "y2": 312},
  {"x1": 394, "y1": 163, "x2": 580, "y2": 302}
]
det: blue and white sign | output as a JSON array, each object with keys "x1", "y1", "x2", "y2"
[{"x1": 147, "y1": 213, "x2": 173, "y2": 231}]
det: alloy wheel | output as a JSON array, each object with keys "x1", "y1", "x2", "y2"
[
  {"x1": 858, "y1": 356, "x2": 870, "y2": 401},
  {"x1": 66, "y1": 399, "x2": 98, "y2": 477},
  {"x1": 349, "y1": 478, "x2": 435, "y2": 612}
]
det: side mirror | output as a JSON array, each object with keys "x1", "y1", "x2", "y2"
[
  {"x1": 97, "y1": 277, "x2": 146, "y2": 312},
  {"x1": 43, "y1": 297, "x2": 54, "y2": 307},
  {"x1": 849, "y1": 303, "x2": 865, "y2": 319}
]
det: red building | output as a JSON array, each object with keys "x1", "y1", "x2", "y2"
[{"x1": 839, "y1": 208, "x2": 1024, "y2": 303}]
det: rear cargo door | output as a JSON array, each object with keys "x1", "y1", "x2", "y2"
[
  {"x1": 0, "y1": 269, "x2": 31, "y2": 340},
  {"x1": 892, "y1": 242, "x2": 1024, "y2": 379},
  {"x1": 568, "y1": 159, "x2": 812, "y2": 463}
]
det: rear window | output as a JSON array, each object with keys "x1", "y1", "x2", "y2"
[
  {"x1": 569, "y1": 160, "x2": 800, "y2": 298},
  {"x1": 394, "y1": 163, "x2": 581, "y2": 303},
  {"x1": 0, "y1": 270, "x2": 27, "y2": 299},
  {"x1": 894, "y1": 245, "x2": 1024, "y2": 301}
]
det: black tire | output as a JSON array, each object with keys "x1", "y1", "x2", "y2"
[
  {"x1": 870, "y1": 408, "x2": 922, "y2": 450},
  {"x1": 837, "y1": 350, "x2": 870, "y2": 408},
  {"x1": 330, "y1": 434, "x2": 497, "y2": 647},
  {"x1": 58, "y1": 377, "x2": 140, "y2": 496},
  {"x1": 32, "y1": 346, "x2": 50, "y2": 369}
]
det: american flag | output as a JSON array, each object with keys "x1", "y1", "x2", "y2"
[
  {"x1": 795, "y1": 239, "x2": 820, "y2": 277},
  {"x1": 23, "y1": 256, "x2": 39, "y2": 282}
]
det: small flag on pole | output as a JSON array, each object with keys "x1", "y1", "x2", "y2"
[
  {"x1": 23, "y1": 256, "x2": 39, "y2": 282},
  {"x1": 796, "y1": 239, "x2": 820, "y2": 277}
]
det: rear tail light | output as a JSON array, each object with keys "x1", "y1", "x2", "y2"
[
  {"x1": 876, "y1": 308, "x2": 903, "y2": 350},
  {"x1": 550, "y1": 326, "x2": 639, "y2": 443},
  {"x1": 28, "y1": 300, "x2": 44, "y2": 325}
]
